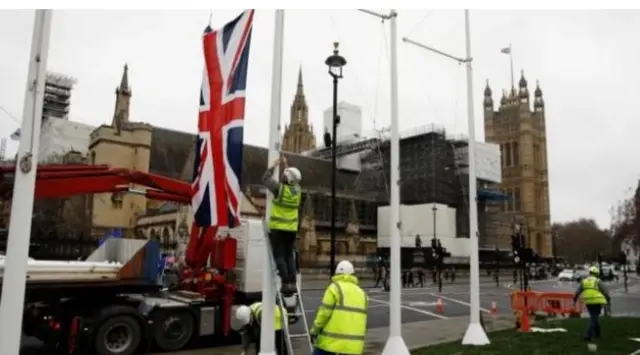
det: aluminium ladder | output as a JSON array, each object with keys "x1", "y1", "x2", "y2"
[{"x1": 262, "y1": 220, "x2": 314, "y2": 354}]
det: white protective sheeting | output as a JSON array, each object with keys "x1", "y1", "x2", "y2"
[
  {"x1": 38, "y1": 117, "x2": 95, "y2": 162},
  {"x1": 454, "y1": 141, "x2": 502, "y2": 183}
]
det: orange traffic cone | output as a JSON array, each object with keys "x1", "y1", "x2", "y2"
[
  {"x1": 436, "y1": 296, "x2": 444, "y2": 314},
  {"x1": 490, "y1": 301, "x2": 498, "y2": 317},
  {"x1": 519, "y1": 310, "x2": 531, "y2": 333}
]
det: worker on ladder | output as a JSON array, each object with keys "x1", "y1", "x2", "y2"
[
  {"x1": 235, "y1": 301, "x2": 289, "y2": 355},
  {"x1": 310, "y1": 260, "x2": 368, "y2": 355},
  {"x1": 262, "y1": 155, "x2": 302, "y2": 296}
]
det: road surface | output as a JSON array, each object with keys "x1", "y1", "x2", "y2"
[{"x1": 20, "y1": 275, "x2": 640, "y2": 354}]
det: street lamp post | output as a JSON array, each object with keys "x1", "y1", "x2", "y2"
[
  {"x1": 621, "y1": 252, "x2": 628, "y2": 293},
  {"x1": 325, "y1": 42, "x2": 346, "y2": 276},
  {"x1": 494, "y1": 247, "x2": 500, "y2": 287}
]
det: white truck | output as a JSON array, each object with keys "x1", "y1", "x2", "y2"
[{"x1": 1, "y1": 217, "x2": 285, "y2": 355}]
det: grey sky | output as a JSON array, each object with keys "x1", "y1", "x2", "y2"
[{"x1": 0, "y1": 9, "x2": 638, "y2": 228}]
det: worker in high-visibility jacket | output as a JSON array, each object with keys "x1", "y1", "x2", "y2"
[
  {"x1": 235, "y1": 302, "x2": 289, "y2": 355},
  {"x1": 310, "y1": 260, "x2": 368, "y2": 355},
  {"x1": 574, "y1": 266, "x2": 611, "y2": 342},
  {"x1": 262, "y1": 155, "x2": 302, "y2": 296}
]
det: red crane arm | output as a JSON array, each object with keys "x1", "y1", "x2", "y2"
[
  {"x1": 0, "y1": 164, "x2": 191, "y2": 203},
  {"x1": 1, "y1": 163, "x2": 237, "y2": 323}
]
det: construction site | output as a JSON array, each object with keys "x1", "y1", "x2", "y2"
[
  {"x1": 42, "y1": 73, "x2": 76, "y2": 120},
  {"x1": 0, "y1": 65, "x2": 513, "y2": 268}
]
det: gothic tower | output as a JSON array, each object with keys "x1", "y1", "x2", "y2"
[
  {"x1": 112, "y1": 64, "x2": 132, "y2": 134},
  {"x1": 89, "y1": 64, "x2": 152, "y2": 237},
  {"x1": 483, "y1": 70, "x2": 551, "y2": 256},
  {"x1": 282, "y1": 67, "x2": 316, "y2": 153}
]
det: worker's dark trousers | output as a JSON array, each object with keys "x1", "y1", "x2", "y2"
[
  {"x1": 585, "y1": 304, "x2": 602, "y2": 339},
  {"x1": 254, "y1": 329, "x2": 288, "y2": 354},
  {"x1": 269, "y1": 229, "x2": 298, "y2": 289},
  {"x1": 312, "y1": 348, "x2": 345, "y2": 355}
]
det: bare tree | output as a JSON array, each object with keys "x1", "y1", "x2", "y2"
[
  {"x1": 609, "y1": 181, "x2": 640, "y2": 256},
  {"x1": 29, "y1": 151, "x2": 93, "y2": 259},
  {"x1": 553, "y1": 219, "x2": 611, "y2": 264}
]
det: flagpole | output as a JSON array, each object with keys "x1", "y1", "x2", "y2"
[
  {"x1": 508, "y1": 43, "x2": 514, "y2": 91},
  {"x1": 383, "y1": 8, "x2": 410, "y2": 355},
  {"x1": 461, "y1": 9, "x2": 490, "y2": 345},
  {"x1": 0, "y1": 9, "x2": 52, "y2": 354},
  {"x1": 259, "y1": 9, "x2": 285, "y2": 355}
]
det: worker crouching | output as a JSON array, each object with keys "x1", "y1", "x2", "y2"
[
  {"x1": 235, "y1": 301, "x2": 289, "y2": 355},
  {"x1": 310, "y1": 260, "x2": 368, "y2": 355}
]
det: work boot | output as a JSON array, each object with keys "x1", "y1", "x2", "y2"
[{"x1": 280, "y1": 282, "x2": 296, "y2": 296}]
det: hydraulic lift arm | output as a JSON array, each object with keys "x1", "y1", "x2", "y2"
[
  {"x1": 0, "y1": 164, "x2": 192, "y2": 203},
  {"x1": 0, "y1": 163, "x2": 237, "y2": 334}
]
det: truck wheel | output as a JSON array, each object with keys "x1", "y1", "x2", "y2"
[
  {"x1": 94, "y1": 315, "x2": 141, "y2": 355},
  {"x1": 153, "y1": 310, "x2": 194, "y2": 351}
]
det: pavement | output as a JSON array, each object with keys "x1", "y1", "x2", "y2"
[
  {"x1": 180, "y1": 315, "x2": 517, "y2": 355},
  {"x1": 19, "y1": 274, "x2": 640, "y2": 354}
]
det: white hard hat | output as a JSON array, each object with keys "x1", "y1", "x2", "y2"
[
  {"x1": 283, "y1": 167, "x2": 302, "y2": 184},
  {"x1": 233, "y1": 305, "x2": 252, "y2": 330},
  {"x1": 335, "y1": 260, "x2": 355, "y2": 275}
]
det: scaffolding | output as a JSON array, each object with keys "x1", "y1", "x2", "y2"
[
  {"x1": 43, "y1": 72, "x2": 77, "y2": 120},
  {"x1": 264, "y1": 122, "x2": 508, "y2": 248},
  {"x1": 0, "y1": 138, "x2": 5, "y2": 162},
  {"x1": 304, "y1": 136, "x2": 382, "y2": 160}
]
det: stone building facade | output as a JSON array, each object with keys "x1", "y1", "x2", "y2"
[{"x1": 85, "y1": 66, "x2": 376, "y2": 268}]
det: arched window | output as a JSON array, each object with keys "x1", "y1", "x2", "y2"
[
  {"x1": 504, "y1": 143, "x2": 512, "y2": 166},
  {"x1": 512, "y1": 142, "x2": 519, "y2": 166}
]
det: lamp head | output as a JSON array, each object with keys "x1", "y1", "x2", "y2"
[{"x1": 325, "y1": 41, "x2": 347, "y2": 78}]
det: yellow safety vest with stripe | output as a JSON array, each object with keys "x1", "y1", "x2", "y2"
[
  {"x1": 311, "y1": 274, "x2": 368, "y2": 354},
  {"x1": 580, "y1": 276, "x2": 607, "y2": 305},
  {"x1": 249, "y1": 302, "x2": 287, "y2": 331},
  {"x1": 268, "y1": 183, "x2": 301, "y2": 232}
]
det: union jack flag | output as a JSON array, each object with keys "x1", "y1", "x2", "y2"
[{"x1": 191, "y1": 10, "x2": 254, "y2": 228}]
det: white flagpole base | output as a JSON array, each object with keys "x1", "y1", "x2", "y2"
[
  {"x1": 462, "y1": 322, "x2": 490, "y2": 346},
  {"x1": 382, "y1": 335, "x2": 411, "y2": 355}
]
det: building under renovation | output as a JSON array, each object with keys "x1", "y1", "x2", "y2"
[
  {"x1": 304, "y1": 124, "x2": 508, "y2": 261},
  {"x1": 0, "y1": 65, "x2": 508, "y2": 266}
]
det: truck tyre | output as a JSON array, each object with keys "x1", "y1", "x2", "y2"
[
  {"x1": 94, "y1": 315, "x2": 141, "y2": 355},
  {"x1": 153, "y1": 310, "x2": 195, "y2": 351}
]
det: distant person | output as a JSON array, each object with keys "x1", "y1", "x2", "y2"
[
  {"x1": 408, "y1": 269, "x2": 415, "y2": 288},
  {"x1": 416, "y1": 268, "x2": 425, "y2": 287},
  {"x1": 310, "y1": 260, "x2": 368, "y2": 355},
  {"x1": 574, "y1": 266, "x2": 611, "y2": 348},
  {"x1": 450, "y1": 267, "x2": 456, "y2": 283},
  {"x1": 373, "y1": 256, "x2": 384, "y2": 287}
]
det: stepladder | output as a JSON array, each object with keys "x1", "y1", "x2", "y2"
[{"x1": 262, "y1": 220, "x2": 314, "y2": 354}]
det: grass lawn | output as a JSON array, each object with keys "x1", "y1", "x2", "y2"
[{"x1": 412, "y1": 317, "x2": 640, "y2": 355}]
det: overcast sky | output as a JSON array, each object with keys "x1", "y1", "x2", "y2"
[{"x1": 0, "y1": 9, "x2": 638, "y2": 228}]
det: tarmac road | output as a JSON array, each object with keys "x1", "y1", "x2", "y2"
[{"x1": 19, "y1": 275, "x2": 640, "y2": 354}]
